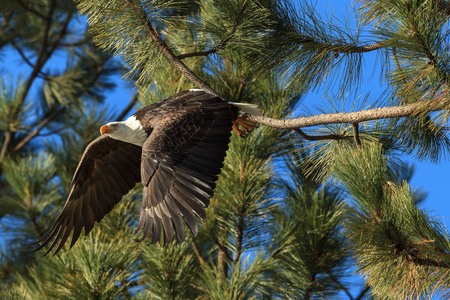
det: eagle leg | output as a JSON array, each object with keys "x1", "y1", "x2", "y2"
[{"x1": 232, "y1": 114, "x2": 257, "y2": 137}]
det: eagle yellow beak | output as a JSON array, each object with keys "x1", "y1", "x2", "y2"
[{"x1": 100, "y1": 125, "x2": 110, "y2": 135}]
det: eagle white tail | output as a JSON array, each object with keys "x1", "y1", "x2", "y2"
[{"x1": 232, "y1": 102, "x2": 261, "y2": 116}]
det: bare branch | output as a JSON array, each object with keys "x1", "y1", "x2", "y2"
[
  {"x1": 294, "y1": 128, "x2": 344, "y2": 141},
  {"x1": 249, "y1": 101, "x2": 446, "y2": 129}
]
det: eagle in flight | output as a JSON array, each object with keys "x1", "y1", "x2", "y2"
[{"x1": 34, "y1": 89, "x2": 260, "y2": 255}]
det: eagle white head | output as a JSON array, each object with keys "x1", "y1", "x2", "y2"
[{"x1": 100, "y1": 116, "x2": 147, "y2": 147}]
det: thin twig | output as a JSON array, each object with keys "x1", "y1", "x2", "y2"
[
  {"x1": 115, "y1": 93, "x2": 139, "y2": 121},
  {"x1": 59, "y1": 39, "x2": 90, "y2": 47},
  {"x1": 340, "y1": 40, "x2": 388, "y2": 53},
  {"x1": 0, "y1": 131, "x2": 11, "y2": 164},
  {"x1": 355, "y1": 285, "x2": 370, "y2": 300},
  {"x1": 190, "y1": 283, "x2": 207, "y2": 293},
  {"x1": 190, "y1": 239, "x2": 206, "y2": 266},
  {"x1": 214, "y1": 238, "x2": 233, "y2": 262},
  {"x1": 352, "y1": 123, "x2": 361, "y2": 146},
  {"x1": 328, "y1": 273, "x2": 354, "y2": 300},
  {"x1": 47, "y1": 13, "x2": 73, "y2": 55},
  {"x1": 14, "y1": 107, "x2": 66, "y2": 152},
  {"x1": 177, "y1": 48, "x2": 217, "y2": 60},
  {"x1": 12, "y1": 42, "x2": 50, "y2": 79},
  {"x1": 294, "y1": 128, "x2": 344, "y2": 141}
]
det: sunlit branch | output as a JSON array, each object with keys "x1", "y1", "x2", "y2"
[{"x1": 249, "y1": 101, "x2": 446, "y2": 129}]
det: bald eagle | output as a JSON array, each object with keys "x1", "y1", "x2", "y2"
[{"x1": 34, "y1": 89, "x2": 259, "y2": 255}]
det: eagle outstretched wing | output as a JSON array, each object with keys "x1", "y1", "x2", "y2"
[{"x1": 34, "y1": 135, "x2": 142, "y2": 255}]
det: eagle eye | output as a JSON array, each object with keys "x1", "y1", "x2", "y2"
[{"x1": 112, "y1": 124, "x2": 119, "y2": 127}]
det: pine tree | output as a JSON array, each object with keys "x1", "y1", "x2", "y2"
[{"x1": 1, "y1": 0, "x2": 450, "y2": 299}]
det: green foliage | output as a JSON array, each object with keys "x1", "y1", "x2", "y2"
[
  {"x1": 140, "y1": 242, "x2": 200, "y2": 299},
  {"x1": 335, "y1": 142, "x2": 450, "y2": 299},
  {"x1": 0, "y1": 79, "x2": 29, "y2": 133},
  {"x1": 273, "y1": 148, "x2": 349, "y2": 299}
]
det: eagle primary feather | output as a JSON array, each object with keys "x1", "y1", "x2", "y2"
[{"x1": 34, "y1": 89, "x2": 259, "y2": 255}]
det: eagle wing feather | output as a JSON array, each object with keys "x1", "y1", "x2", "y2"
[{"x1": 34, "y1": 135, "x2": 141, "y2": 255}]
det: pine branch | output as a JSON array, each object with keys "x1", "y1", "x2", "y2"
[
  {"x1": 300, "y1": 39, "x2": 391, "y2": 55},
  {"x1": 190, "y1": 239, "x2": 206, "y2": 266},
  {"x1": 234, "y1": 206, "x2": 245, "y2": 264},
  {"x1": 410, "y1": 256, "x2": 450, "y2": 268},
  {"x1": 328, "y1": 273, "x2": 354, "y2": 300},
  {"x1": 303, "y1": 272, "x2": 317, "y2": 300},
  {"x1": 129, "y1": 0, "x2": 216, "y2": 94},
  {"x1": 214, "y1": 238, "x2": 233, "y2": 262},
  {"x1": 178, "y1": 0, "x2": 247, "y2": 61},
  {"x1": 406, "y1": 5, "x2": 450, "y2": 86}
]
